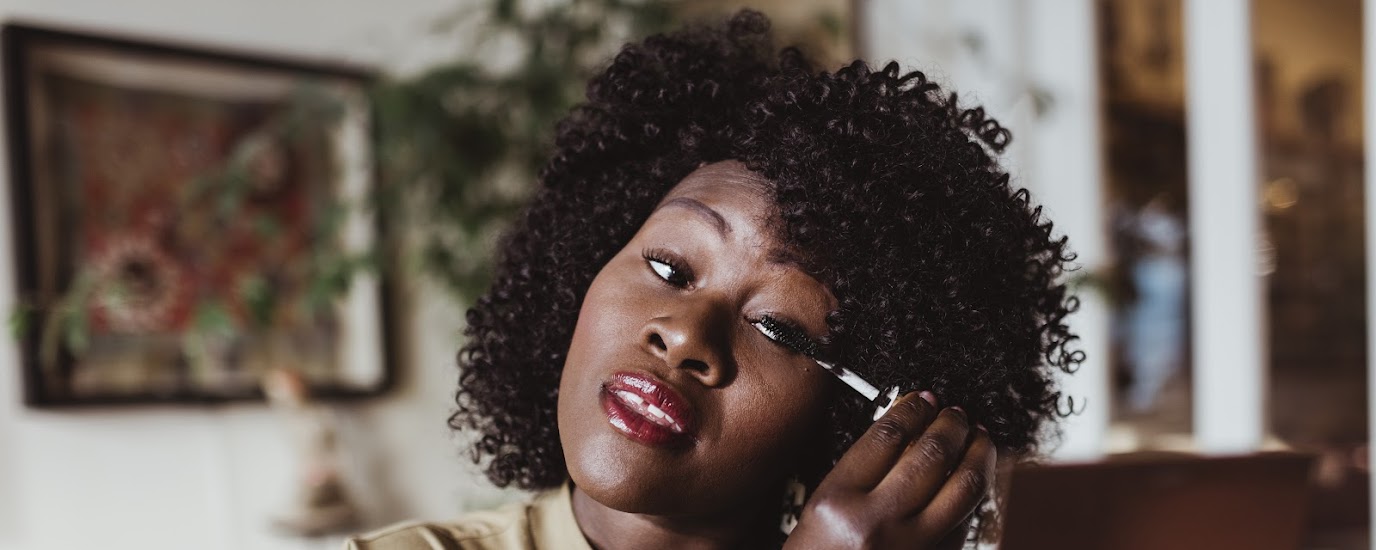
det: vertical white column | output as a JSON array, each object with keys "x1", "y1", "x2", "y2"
[
  {"x1": 1363, "y1": 0, "x2": 1376, "y2": 535},
  {"x1": 1023, "y1": 0, "x2": 1109, "y2": 461},
  {"x1": 1183, "y1": 0, "x2": 1265, "y2": 453}
]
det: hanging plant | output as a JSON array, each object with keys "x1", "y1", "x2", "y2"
[{"x1": 370, "y1": 0, "x2": 676, "y2": 300}]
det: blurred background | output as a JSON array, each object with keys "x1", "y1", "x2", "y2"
[{"x1": 0, "y1": 0, "x2": 1369, "y2": 548}]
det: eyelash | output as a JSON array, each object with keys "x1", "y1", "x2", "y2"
[
  {"x1": 749, "y1": 314, "x2": 815, "y2": 356},
  {"x1": 641, "y1": 249, "x2": 815, "y2": 356}
]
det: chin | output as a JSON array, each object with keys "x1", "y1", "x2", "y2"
[{"x1": 562, "y1": 428, "x2": 701, "y2": 515}]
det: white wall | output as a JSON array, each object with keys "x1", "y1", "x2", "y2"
[{"x1": 0, "y1": 2, "x2": 520, "y2": 549}]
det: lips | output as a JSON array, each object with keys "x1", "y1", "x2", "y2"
[{"x1": 600, "y1": 371, "x2": 697, "y2": 447}]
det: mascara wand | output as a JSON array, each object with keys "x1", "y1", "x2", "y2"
[
  {"x1": 757, "y1": 317, "x2": 902, "y2": 421},
  {"x1": 815, "y1": 358, "x2": 902, "y2": 420}
]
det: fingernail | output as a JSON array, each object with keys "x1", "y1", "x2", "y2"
[
  {"x1": 949, "y1": 406, "x2": 966, "y2": 419},
  {"x1": 918, "y1": 391, "x2": 938, "y2": 407},
  {"x1": 977, "y1": 423, "x2": 988, "y2": 433}
]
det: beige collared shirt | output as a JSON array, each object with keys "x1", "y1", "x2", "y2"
[{"x1": 344, "y1": 485, "x2": 593, "y2": 550}]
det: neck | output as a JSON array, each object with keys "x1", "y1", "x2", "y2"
[{"x1": 569, "y1": 485, "x2": 779, "y2": 550}]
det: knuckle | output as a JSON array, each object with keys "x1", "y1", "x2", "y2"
[
  {"x1": 954, "y1": 466, "x2": 992, "y2": 496},
  {"x1": 914, "y1": 435, "x2": 955, "y2": 466},
  {"x1": 869, "y1": 417, "x2": 910, "y2": 447}
]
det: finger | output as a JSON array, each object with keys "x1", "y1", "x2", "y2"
[
  {"x1": 878, "y1": 407, "x2": 972, "y2": 511},
  {"x1": 916, "y1": 426, "x2": 997, "y2": 541},
  {"x1": 932, "y1": 516, "x2": 975, "y2": 550},
  {"x1": 828, "y1": 391, "x2": 939, "y2": 490}
]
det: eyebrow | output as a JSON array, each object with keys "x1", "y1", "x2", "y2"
[
  {"x1": 656, "y1": 196, "x2": 809, "y2": 269},
  {"x1": 659, "y1": 197, "x2": 732, "y2": 236},
  {"x1": 767, "y1": 248, "x2": 806, "y2": 268}
]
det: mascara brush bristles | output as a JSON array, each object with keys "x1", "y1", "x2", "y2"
[
  {"x1": 756, "y1": 317, "x2": 893, "y2": 409},
  {"x1": 763, "y1": 317, "x2": 822, "y2": 358}
]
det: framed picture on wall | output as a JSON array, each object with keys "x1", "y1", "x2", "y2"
[{"x1": 3, "y1": 23, "x2": 396, "y2": 406}]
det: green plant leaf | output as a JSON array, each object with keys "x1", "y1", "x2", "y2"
[
  {"x1": 192, "y1": 300, "x2": 235, "y2": 336},
  {"x1": 8, "y1": 306, "x2": 29, "y2": 340},
  {"x1": 240, "y1": 275, "x2": 276, "y2": 328}
]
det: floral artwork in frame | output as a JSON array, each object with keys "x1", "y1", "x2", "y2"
[{"x1": 4, "y1": 23, "x2": 394, "y2": 405}]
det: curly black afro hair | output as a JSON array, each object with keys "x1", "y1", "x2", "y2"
[{"x1": 450, "y1": 9, "x2": 1080, "y2": 500}]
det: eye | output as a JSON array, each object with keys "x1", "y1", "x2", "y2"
[
  {"x1": 754, "y1": 318, "x2": 783, "y2": 341},
  {"x1": 643, "y1": 249, "x2": 692, "y2": 288},
  {"x1": 649, "y1": 258, "x2": 676, "y2": 281},
  {"x1": 750, "y1": 315, "x2": 818, "y2": 357}
]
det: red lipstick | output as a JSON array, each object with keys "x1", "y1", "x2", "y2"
[{"x1": 600, "y1": 371, "x2": 697, "y2": 447}]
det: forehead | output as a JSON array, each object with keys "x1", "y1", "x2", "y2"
[
  {"x1": 657, "y1": 160, "x2": 775, "y2": 227},
  {"x1": 651, "y1": 160, "x2": 817, "y2": 276}
]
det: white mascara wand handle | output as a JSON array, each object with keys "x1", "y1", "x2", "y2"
[
  {"x1": 815, "y1": 359, "x2": 901, "y2": 420},
  {"x1": 870, "y1": 386, "x2": 901, "y2": 420}
]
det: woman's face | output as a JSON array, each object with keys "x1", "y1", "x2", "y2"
[{"x1": 558, "y1": 160, "x2": 839, "y2": 516}]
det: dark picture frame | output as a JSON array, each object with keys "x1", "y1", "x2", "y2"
[{"x1": 4, "y1": 22, "x2": 396, "y2": 406}]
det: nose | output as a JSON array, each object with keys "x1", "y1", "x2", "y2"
[{"x1": 640, "y1": 302, "x2": 732, "y2": 387}]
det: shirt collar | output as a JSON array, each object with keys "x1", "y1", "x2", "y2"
[{"x1": 529, "y1": 483, "x2": 594, "y2": 550}]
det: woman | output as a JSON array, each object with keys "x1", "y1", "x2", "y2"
[{"x1": 348, "y1": 10, "x2": 1079, "y2": 550}]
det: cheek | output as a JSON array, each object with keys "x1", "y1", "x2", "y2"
[
  {"x1": 560, "y1": 261, "x2": 653, "y2": 424},
  {"x1": 717, "y1": 368, "x2": 833, "y2": 465},
  {"x1": 559, "y1": 271, "x2": 634, "y2": 480},
  {"x1": 565, "y1": 268, "x2": 641, "y2": 361}
]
